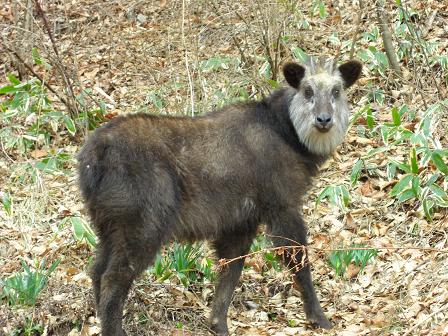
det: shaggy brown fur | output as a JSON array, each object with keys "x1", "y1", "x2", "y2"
[{"x1": 78, "y1": 58, "x2": 362, "y2": 335}]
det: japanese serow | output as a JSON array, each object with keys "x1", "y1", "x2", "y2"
[{"x1": 78, "y1": 57, "x2": 362, "y2": 335}]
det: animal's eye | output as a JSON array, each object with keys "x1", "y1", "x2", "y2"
[
  {"x1": 304, "y1": 86, "x2": 314, "y2": 99},
  {"x1": 332, "y1": 87, "x2": 340, "y2": 97}
]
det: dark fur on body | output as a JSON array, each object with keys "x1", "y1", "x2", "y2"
[{"x1": 78, "y1": 58, "x2": 362, "y2": 335}]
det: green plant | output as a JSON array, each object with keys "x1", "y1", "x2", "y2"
[
  {"x1": 250, "y1": 234, "x2": 281, "y2": 272},
  {"x1": 199, "y1": 56, "x2": 237, "y2": 72},
  {"x1": 311, "y1": 0, "x2": 327, "y2": 19},
  {"x1": 1, "y1": 191, "x2": 12, "y2": 215},
  {"x1": 0, "y1": 74, "x2": 80, "y2": 153},
  {"x1": 10, "y1": 316, "x2": 43, "y2": 336},
  {"x1": 287, "y1": 319, "x2": 298, "y2": 327},
  {"x1": 316, "y1": 184, "x2": 350, "y2": 211},
  {"x1": 1, "y1": 258, "x2": 60, "y2": 306},
  {"x1": 357, "y1": 47, "x2": 389, "y2": 78},
  {"x1": 352, "y1": 101, "x2": 448, "y2": 220},
  {"x1": 150, "y1": 243, "x2": 215, "y2": 287},
  {"x1": 387, "y1": 103, "x2": 448, "y2": 219},
  {"x1": 35, "y1": 149, "x2": 72, "y2": 174},
  {"x1": 65, "y1": 216, "x2": 98, "y2": 248},
  {"x1": 328, "y1": 245, "x2": 378, "y2": 277}
]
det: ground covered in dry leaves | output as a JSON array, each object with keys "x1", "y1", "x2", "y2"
[{"x1": 1, "y1": 0, "x2": 447, "y2": 335}]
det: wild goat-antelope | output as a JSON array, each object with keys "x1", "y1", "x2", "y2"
[{"x1": 78, "y1": 56, "x2": 362, "y2": 335}]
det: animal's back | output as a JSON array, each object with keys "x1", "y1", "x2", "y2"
[{"x1": 78, "y1": 115, "x2": 188, "y2": 236}]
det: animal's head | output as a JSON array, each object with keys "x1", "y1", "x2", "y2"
[{"x1": 284, "y1": 57, "x2": 362, "y2": 156}]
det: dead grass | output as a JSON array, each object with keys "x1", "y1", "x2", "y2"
[{"x1": 1, "y1": 0, "x2": 447, "y2": 335}]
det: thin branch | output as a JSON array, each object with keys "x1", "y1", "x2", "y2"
[
  {"x1": 402, "y1": 304, "x2": 448, "y2": 336},
  {"x1": 376, "y1": 3, "x2": 402, "y2": 76},
  {"x1": 219, "y1": 243, "x2": 448, "y2": 267},
  {"x1": 5, "y1": 46, "x2": 71, "y2": 108},
  {"x1": 208, "y1": 1, "x2": 248, "y2": 65},
  {"x1": 398, "y1": 3, "x2": 442, "y2": 101},
  {"x1": 349, "y1": 0, "x2": 364, "y2": 60},
  {"x1": 181, "y1": 0, "x2": 195, "y2": 117},
  {"x1": 33, "y1": 0, "x2": 79, "y2": 117}
]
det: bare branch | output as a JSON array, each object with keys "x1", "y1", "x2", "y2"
[
  {"x1": 349, "y1": 0, "x2": 364, "y2": 60},
  {"x1": 376, "y1": 3, "x2": 402, "y2": 76},
  {"x1": 5, "y1": 46, "x2": 71, "y2": 109},
  {"x1": 33, "y1": 0, "x2": 79, "y2": 118}
]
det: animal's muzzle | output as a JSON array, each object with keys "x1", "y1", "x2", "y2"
[{"x1": 315, "y1": 113, "x2": 333, "y2": 132}]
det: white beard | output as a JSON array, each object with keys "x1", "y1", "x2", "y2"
[{"x1": 289, "y1": 93, "x2": 349, "y2": 156}]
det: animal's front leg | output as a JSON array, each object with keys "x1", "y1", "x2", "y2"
[
  {"x1": 268, "y1": 210, "x2": 332, "y2": 329},
  {"x1": 210, "y1": 229, "x2": 257, "y2": 335}
]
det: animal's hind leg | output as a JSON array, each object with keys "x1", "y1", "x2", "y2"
[
  {"x1": 97, "y1": 215, "x2": 162, "y2": 336},
  {"x1": 91, "y1": 242, "x2": 110, "y2": 307}
]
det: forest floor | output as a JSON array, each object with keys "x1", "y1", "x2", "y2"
[{"x1": 1, "y1": 0, "x2": 447, "y2": 335}]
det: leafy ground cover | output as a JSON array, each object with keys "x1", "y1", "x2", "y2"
[{"x1": 1, "y1": 0, "x2": 447, "y2": 335}]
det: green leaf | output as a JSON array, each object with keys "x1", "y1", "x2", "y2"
[
  {"x1": 0, "y1": 85, "x2": 17, "y2": 94},
  {"x1": 411, "y1": 176, "x2": 420, "y2": 196},
  {"x1": 32, "y1": 47, "x2": 43, "y2": 65},
  {"x1": 339, "y1": 185, "x2": 350, "y2": 207},
  {"x1": 291, "y1": 47, "x2": 309, "y2": 63},
  {"x1": 267, "y1": 79, "x2": 280, "y2": 89},
  {"x1": 63, "y1": 115, "x2": 76, "y2": 136},
  {"x1": 350, "y1": 159, "x2": 363, "y2": 186},
  {"x1": 391, "y1": 106, "x2": 401, "y2": 126},
  {"x1": 387, "y1": 162, "x2": 397, "y2": 179},
  {"x1": 410, "y1": 147, "x2": 419, "y2": 174},
  {"x1": 147, "y1": 91, "x2": 164, "y2": 110},
  {"x1": 71, "y1": 217, "x2": 85, "y2": 240},
  {"x1": 366, "y1": 105, "x2": 375, "y2": 129},
  {"x1": 422, "y1": 199, "x2": 433, "y2": 221},
  {"x1": 7, "y1": 73, "x2": 21, "y2": 85},
  {"x1": 390, "y1": 174, "x2": 413, "y2": 196},
  {"x1": 429, "y1": 184, "x2": 448, "y2": 200},
  {"x1": 2, "y1": 192, "x2": 12, "y2": 215},
  {"x1": 318, "y1": 1, "x2": 326, "y2": 18},
  {"x1": 431, "y1": 152, "x2": 448, "y2": 175},
  {"x1": 70, "y1": 216, "x2": 97, "y2": 247},
  {"x1": 316, "y1": 186, "x2": 332, "y2": 205}
]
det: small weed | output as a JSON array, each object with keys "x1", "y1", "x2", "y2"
[
  {"x1": 34, "y1": 149, "x2": 72, "y2": 174},
  {"x1": 316, "y1": 184, "x2": 350, "y2": 211},
  {"x1": 352, "y1": 101, "x2": 448, "y2": 220},
  {"x1": 328, "y1": 245, "x2": 377, "y2": 277},
  {"x1": 287, "y1": 319, "x2": 298, "y2": 327},
  {"x1": 1, "y1": 191, "x2": 12, "y2": 215},
  {"x1": 311, "y1": 0, "x2": 327, "y2": 19},
  {"x1": 11, "y1": 316, "x2": 43, "y2": 336},
  {"x1": 150, "y1": 243, "x2": 215, "y2": 287},
  {"x1": 250, "y1": 235, "x2": 281, "y2": 273},
  {"x1": 1, "y1": 258, "x2": 60, "y2": 306},
  {"x1": 65, "y1": 216, "x2": 98, "y2": 248}
]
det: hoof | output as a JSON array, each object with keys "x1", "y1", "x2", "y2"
[
  {"x1": 310, "y1": 316, "x2": 332, "y2": 330},
  {"x1": 211, "y1": 323, "x2": 229, "y2": 335}
]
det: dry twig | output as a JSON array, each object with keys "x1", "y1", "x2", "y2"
[
  {"x1": 33, "y1": 0, "x2": 79, "y2": 117},
  {"x1": 376, "y1": 3, "x2": 402, "y2": 76}
]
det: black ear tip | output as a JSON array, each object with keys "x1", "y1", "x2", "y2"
[
  {"x1": 351, "y1": 60, "x2": 363, "y2": 72},
  {"x1": 341, "y1": 59, "x2": 362, "y2": 72},
  {"x1": 283, "y1": 62, "x2": 306, "y2": 88},
  {"x1": 283, "y1": 62, "x2": 305, "y2": 74},
  {"x1": 339, "y1": 59, "x2": 363, "y2": 87}
]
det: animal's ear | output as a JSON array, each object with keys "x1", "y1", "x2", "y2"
[
  {"x1": 283, "y1": 62, "x2": 306, "y2": 89},
  {"x1": 338, "y1": 60, "x2": 362, "y2": 88}
]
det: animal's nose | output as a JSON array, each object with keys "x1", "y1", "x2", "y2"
[{"x1": 315, "y1": 114, "x2": 332, "y2": 129}]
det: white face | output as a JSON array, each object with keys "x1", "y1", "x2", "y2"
[{"x1": 289, "y1": 71, "x2": 351, "y2": 156}]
